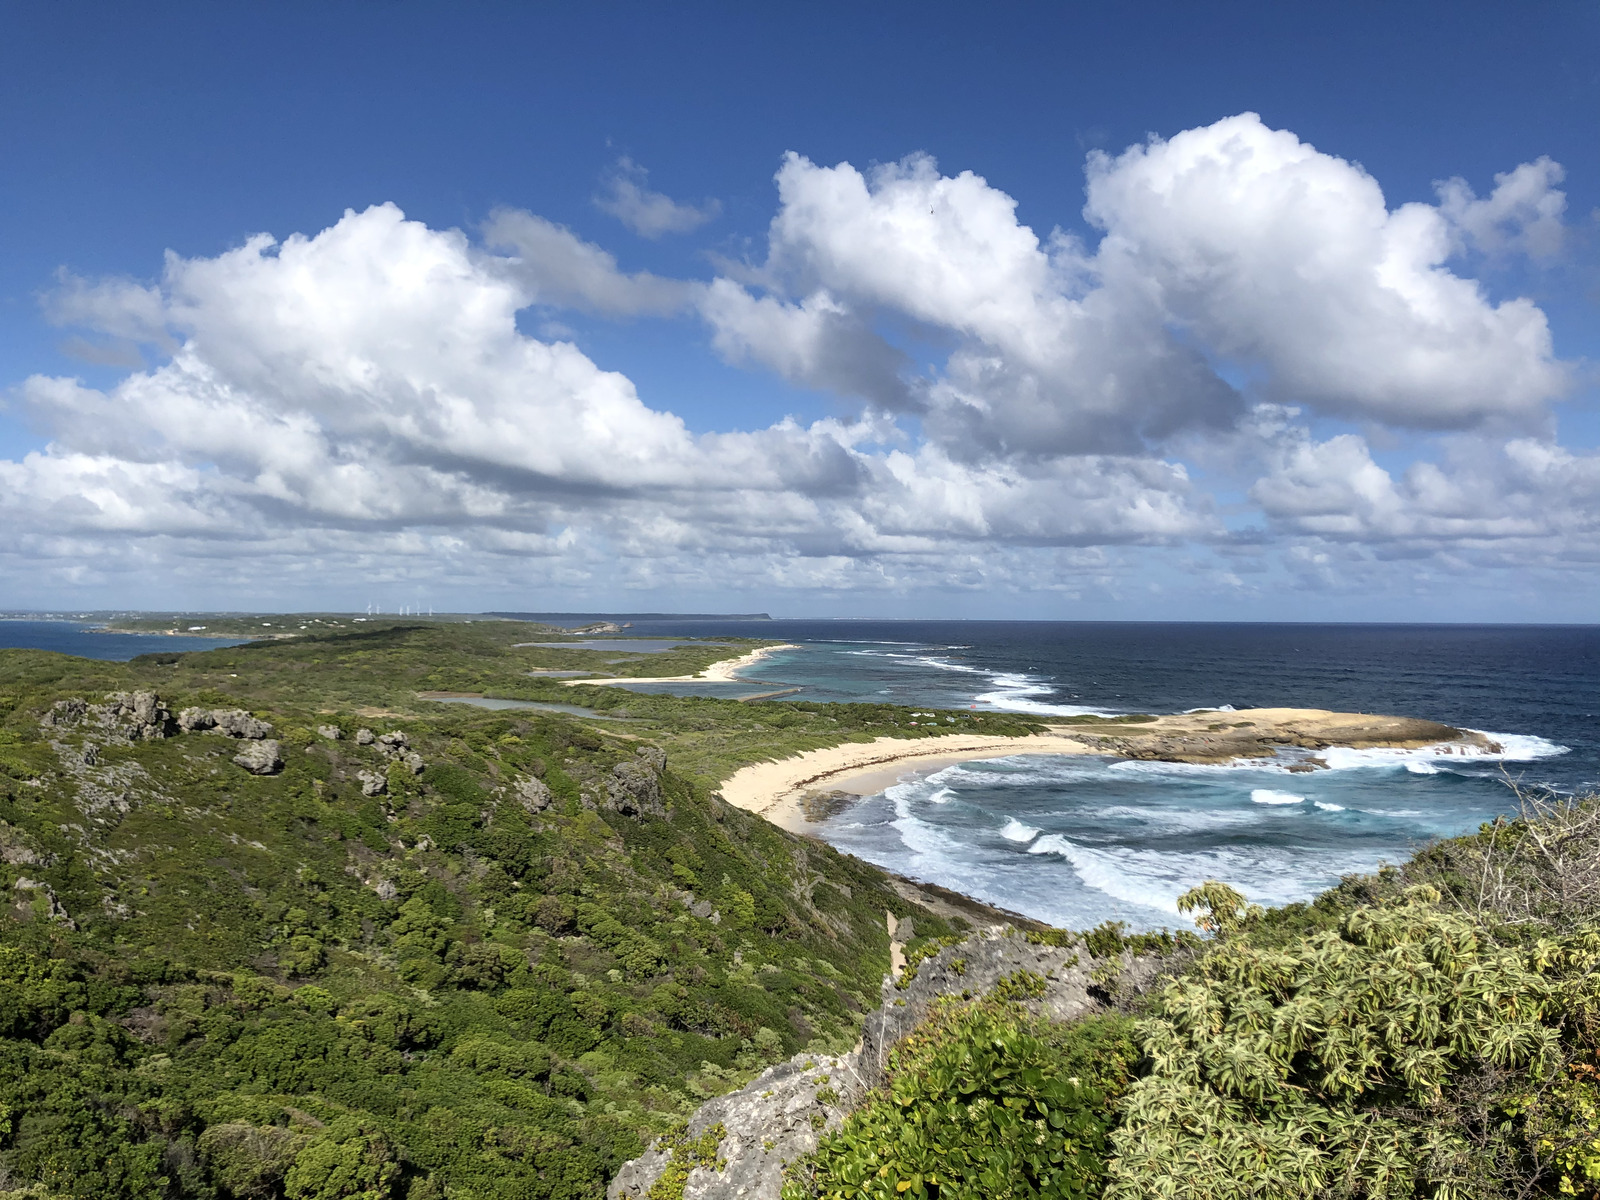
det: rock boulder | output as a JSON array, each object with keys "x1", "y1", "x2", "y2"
[
  {"x1": 233, "y1": 740, "x2": 283, "y2": 775},
  {"x1": 178, "y1": 708, "x2": 274, "y2": 739}
]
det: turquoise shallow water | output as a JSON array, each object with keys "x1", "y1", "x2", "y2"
[{"x1": 615, "y1": 620, "x2": 1597, "y2": 930}]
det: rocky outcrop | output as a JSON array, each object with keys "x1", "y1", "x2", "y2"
[
  {"x1": 357, "y1": 769, "x2": 388, "y2": 797},
  {"x1": 369, "y1": 732, "x2": 424, "y2": 774},
  {"x1": 178, "y1": 707, "x2": 274, "y2": 739},
  {"x1": 609, "y1": 1053, "x2": 861, "y2": 1200},
  {"x1": 233, "y1": 740, "x2": 283, "y2": 776},
  {"x1": 515, "y1": 775, "x2": 553, "y2": 813},
  {"x1": 317, "y1": 725, "x2": 343, "y2": 741},
  {"x1": 604, "y1": 748, "x2": 667, "y2": 818},
  {"x1": 1072, "y1": 711, "x2": 1487, "y2": 768},
  {"x1": 39, "y1": 698, "x2": 88, "y2": 729},
  {"x1": 608, "y1": 930, "x2": 1139, "y2": 1200},
  {"x1": 355, "y1": 728, "x2": 376, "y2": 746},
  {"x1": 96, "y1": 692, "x2": 176, "y2": 741}
]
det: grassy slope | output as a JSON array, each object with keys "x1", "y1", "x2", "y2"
[{"x1": 0, "y1": 623, "x2": 1031, "y2": 1200}]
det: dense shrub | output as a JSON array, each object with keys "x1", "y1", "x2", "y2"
[{"x1": 790, "y1": 997, "x2": 1136, "y2": 1200}]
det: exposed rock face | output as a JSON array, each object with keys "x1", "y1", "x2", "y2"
[
  {"x1": 317, "y1": 725, "x2": 343, "y2": 741},
  {"x1": 39, "y1": 698, "x2": 88, "y2": 729},
  {"x1": 178, "y1": 708, "x2": 274, "y2": 739},
  {"x1": 609, "y1": 931, "x2": 1131, "y2": 1200},
  {"x1": 355, "y1": 728, "x2": 376, "y2": 746},
  {"x1": 403, "y1": 752, "x2": 425, "y2": 776},
  {"x1": 93, "y1": 692, "x2": 175, "y2": 741},
  {"x1": 233, "y1": 740, "x2": 283, "y2": 776},
  {"x1": 605, "y1": 749, "x2": 667, "y2": 818},
  {"x1": 610, "y1": 1053, "x2": 860, "y2": 1200},
  {"x1": 515, "y1": 775, "x2": 553, "y2": 813},
  {"x1": 357, "y1": 769, "x2": 388, "y2": 797}
]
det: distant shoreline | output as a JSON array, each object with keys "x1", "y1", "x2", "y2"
[{"x1": 562, "y1": 642, "x2": 802, "y2": 687}]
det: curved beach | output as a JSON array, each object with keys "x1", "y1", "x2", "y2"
[{"x1": 717, "y1": 707, "x2": 1489, "y2": 835}]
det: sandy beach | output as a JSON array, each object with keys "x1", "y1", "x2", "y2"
[
  {"x1": 716, "y1": 706, "x2": 1490, "y2": 836},
  {"x1": 562, "y1": 642, "x2": 801, "y2": 687}
]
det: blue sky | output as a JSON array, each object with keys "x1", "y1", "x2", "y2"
[{"x1": 1, "y1": 1, "x2": 1596, "y2": 619}]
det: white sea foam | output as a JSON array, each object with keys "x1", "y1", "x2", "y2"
[
  {"x1": 928, "y1": 787, "x2": 957, "y2": 804},
  {"x1": 1027, "y1": 834, "x2": 1391, "y2": 917},
  {"x1": 1313, "y1": 800, "x2": 1345, "y2": 812},
  {"x1": 1000, "y1": 818, "x2": 1040, "y2": 842},
  {"x1": 1093, "y1": 804, "x2": 1257, "y2": 832},
  {"x1": 972, "y1": 671, "x2": 1122, "y2": 718},
  {"x1": 886, "y1": 790, "x2": 966, "y2": 863},
  {"x1": 1251, "y1": 789, "x2": 1306, "y2": 806},
  {"x1": 1028, "y1": 835, "x2": 1184, "y2": 914},
  {"x1": 1319, "y1": 731, "x2": 1567, "y2": 773},
  {"x1": 1109, "y1": 757, "x2": 1277, "y2": 776}
]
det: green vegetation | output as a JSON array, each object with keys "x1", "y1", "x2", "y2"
[
  {"x1": 0, "y1": 622, "x2": 988, "y2": 1199},
  {"x1": 786, "y1": 994, "x2": 1138, "y2": 1200}
]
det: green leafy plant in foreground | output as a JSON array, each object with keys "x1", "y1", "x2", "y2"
[
  {"x1": 1107, "y1": 882, "x2": 1600, "y2": 1199},
  {"x1": 786, "y1": 994, "x2": 1137, "y2": 1200}
]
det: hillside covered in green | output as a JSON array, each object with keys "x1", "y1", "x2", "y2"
[{"x1": 0, "y1": 622, "x2": 1019, "y2": 1200}]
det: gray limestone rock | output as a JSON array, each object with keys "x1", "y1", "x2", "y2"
[
  {"x1": 605, "y1": 751, "x2": 667, "y2": 818},
  {"x1": 403, "y1": 752, "x2": 425, "y2": 776},
  {"x1": 357, "y1": 769, "x2": 388, "y2": 797},
  {"x1": 355, "y1": 728, "x2": 376, "y2": 746},
  {"x1": 515, "y1": 775, "x2": 553, "y2": 813},
  {"x1": 178, "y1": 707, "x2": 274, "y2": 739},
  {"x1": 233, "y1": 740, "x2": 283, "y2": 775},
  {"x1": 610, "y1": 1053, "x2": 863, "y2": 1200},
  {"x1": 39, "y1": 698, "x2": 87, "y2": 729},
  {"x1": 317, "y1": 724, "x2": 343, "y2": 741},
  {"x1": 97, "y1": 692, "x2": 175, "y2": 740}
]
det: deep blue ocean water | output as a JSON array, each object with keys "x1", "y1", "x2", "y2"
[
  {"x1": 0, "y1": 620, "x2": 249, "y2": 661},
  {"x1": 620, "y1": 620, "x2": 1599, "y2": 930}
]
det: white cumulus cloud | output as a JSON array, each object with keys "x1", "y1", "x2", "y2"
[{"x1": 7, "y1": 114, "x2": 1588, "y2": 610}]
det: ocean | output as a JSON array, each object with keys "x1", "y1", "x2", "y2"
[{"x1": 618, "y1": 619, "x2": 1598, "y2": 931}]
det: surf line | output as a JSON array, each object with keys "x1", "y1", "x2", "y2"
[{"x1": 713, "y1": 707, "x2": 1493, "y2": 837}]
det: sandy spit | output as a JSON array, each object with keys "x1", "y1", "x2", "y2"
[{"x1": 561, "y1": 643, "x2": 801, "y2": 687}]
